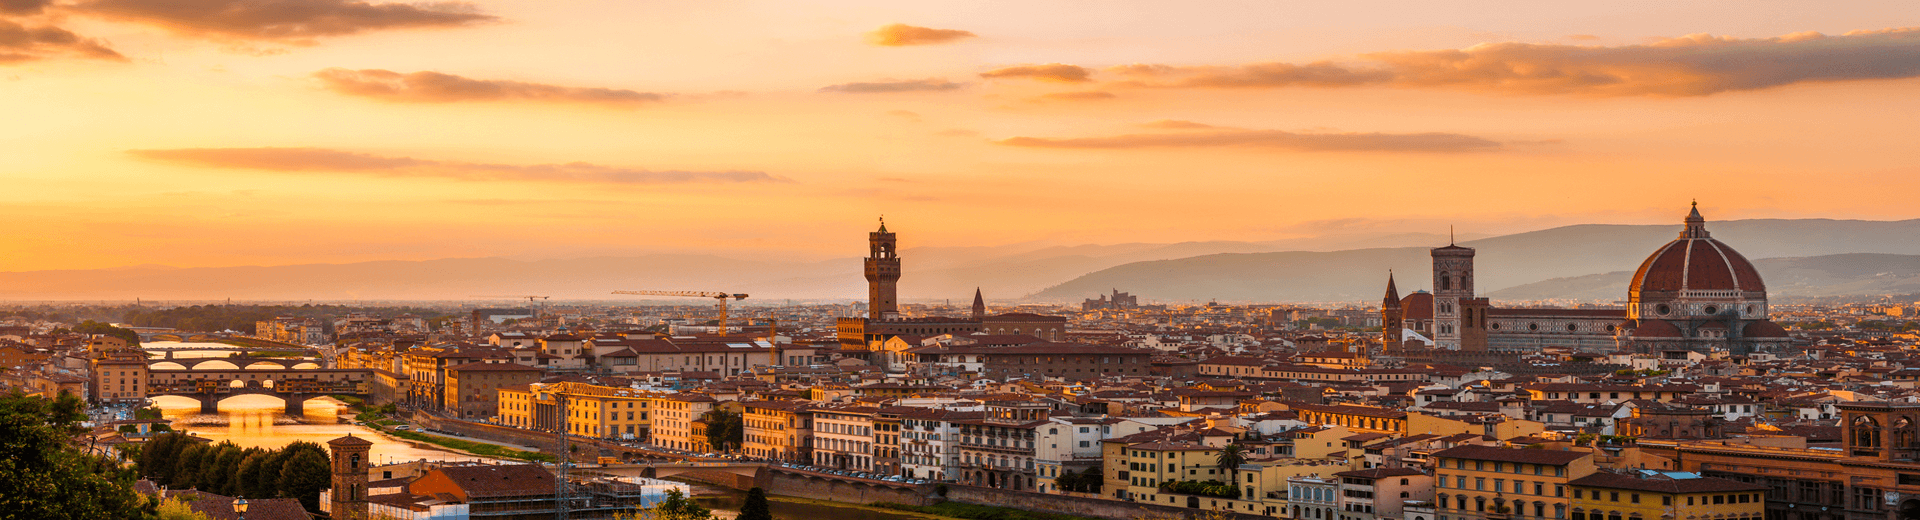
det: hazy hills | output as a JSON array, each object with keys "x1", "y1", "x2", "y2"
[
  {"x1": 1029, "y1": 219, "x2": 1920, "y2": 303},
  {"x1": 6, "y1": 219, "x2": 1920, "y2": 303},
  {"x1": 1489, "y1": 253, "x2": 1920, "y2": 301},
  {"x1": 0, "y1": 231, "x2": 1470, "y2": 302}
]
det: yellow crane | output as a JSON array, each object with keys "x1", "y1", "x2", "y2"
[{"x1": 611, "y1": 290, "x2": 748, "y2": 334}]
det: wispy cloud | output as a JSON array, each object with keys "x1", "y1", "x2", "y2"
[
  {"x1": 866, "y1": 23, "x2": 975, "y2": 46},
  {"x1": 127, "y1": 147, "x2": 790, "y2": 185},
  {"x1": 1138, "y1": 120, "x2": 1217, "y2": 129},
  {"x1": 982, "y1": 64, "x2": 1092, "y2": 83},
  {"x1": 1112, "y1": 27, "x2": 1920, "y2": 96},
  {"x1": 1, "y1": 0, "x2": 50, "y2": 15},
  {"x1": 818, "y1": 78, "x2": 961, "y2": 93},
  {"x1": 314, "y1": 68, "x2": 662, "y2": 106},
  {"x1": 0, "y1": 19, "x2": 125, "y2": 63},
  {"x1": 1035, "y1": 91, "x2": 1116, "y2": 101},
  {"x1": 996, "y1": 129, "x2": 1501, "y2": 152},
  {"x1": 74, "y1": 0, "x2": 495, "y2": 41}
]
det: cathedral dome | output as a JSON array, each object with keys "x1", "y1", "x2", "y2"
[{"x1": 1628, "y1": 205, "x2": 1766, "y2": 299}]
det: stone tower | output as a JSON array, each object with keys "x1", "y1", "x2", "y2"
[
  {"x1": 1431, "y1": 239, "x2": 1476, "y2": 350},
  {"x1": 327, "y1": 434, "x2": 373, "y2": 519},
  {"x1": 865, "y1": 219, "x2": 901, "y2": 320},
  {"x1": 1381, "y1": 272, "x2": 1402, "y2": 354},
  {"x1": 971, "y1": 288, "x2": 986, "y2": 320}
]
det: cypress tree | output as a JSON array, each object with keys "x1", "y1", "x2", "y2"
[{"x1": 739, "y1": 487, "x2": 773, "y2": 520}]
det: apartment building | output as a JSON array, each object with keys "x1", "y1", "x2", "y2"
[
  {"x1": 742, "y1": 400, "x2": 812, "y2": 462},
  {"x1": 811, "y1": 404, "x2": 879, "y2": 471},
  {"x1": 648, "y1": 393, "x2": 717, "y2": 451},
  {"x1": 1432, "y1": 445, "x2": 1594, "y2": 520},
  {"x1": 441, "y1": 362, "x2": 542, "y2": 419}
]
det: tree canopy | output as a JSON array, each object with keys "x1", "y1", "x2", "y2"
[{"x1": 0, "y1": 390, "x2": 152, "y2": 519}]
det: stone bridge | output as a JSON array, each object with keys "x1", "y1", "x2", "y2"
[
  {"x1": 141, "y1": 332, "x2": 229, "y2": 342},
  {"x1": 146, "y1": 369, "x2": 371, "y2": 414},
  {"x1": 148, "y1": 356, "x2": 323, "y2": 370}
]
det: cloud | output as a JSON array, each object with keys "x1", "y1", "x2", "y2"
[
  {"x1": 74, "y1": 0, "x2": 495, "y2": 40},
  {"x1": 1567, "y1": 34, "x2": 1601, "y2": 41},
  {"x1": 313, "y1": 68, "x2": 662, "y2": 105},
  {"x1": 866, "y1": 23, "x2": 975, "y2": 46},
  {"x1": 981, "y1": 63, "x2": 1092, "y2": 83},
  {"x1": 0, "y1": 19, "x2": 125, "y2": 63},
  {"x1": 1035, "y1": 91, "x2": 1116, "y2": 101},
  {"x1": 818, "y1": 78, "x2": 961, "y2": 93},
  {"x1": 126, "y1": 147, "x2": 790, "y2": 185},
  {"x1": 1, "y1": 0, "x2": 50, "y2": 15},
  {"x1": 1139, "y1": 120, "x2": 1218, "y2": 129},
  {"x1": 995, "y1": 129, "x2": 1500, "y2": 152},
  {"x1": 1113, "y1": 27, "x2": 1920, "y2": 96}
]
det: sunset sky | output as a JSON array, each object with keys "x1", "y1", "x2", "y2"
[{"x1": 4, "y1": 1, "x2": 1918, "y2": 272}]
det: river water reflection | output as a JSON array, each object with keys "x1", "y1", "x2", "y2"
[{"x1": 144, "y1": 342, "x2": 490, "y2": 464}]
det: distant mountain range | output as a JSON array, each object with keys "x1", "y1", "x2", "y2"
[
  {"x1": 1028, "y1": 219, "x2": 1920, "y2": 303},
  {"x1": 3, "y1": 219, "x2": 1919, "y2": 303},
  {"x1": 1488, "y1": 253, "x2": 1920, "y2": 301},
  {"x1": 0, "y1": 231, "x2": 1474, "y2": 302}
]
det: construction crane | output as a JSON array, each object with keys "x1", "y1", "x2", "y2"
[{"x1": 611, "y1": 290, "x2": 747, "y2": 334}]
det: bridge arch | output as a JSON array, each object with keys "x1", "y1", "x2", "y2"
[
  {"x1": 243, "y1": 362, "x2": 287, "y2": 370},
  {"x1": 150, "y1": 361, "x2": 188, "y2": 370},
  {"x1": 290, "y1": 362, "x2": 321, "y2": 370},
  {"x1": 187, "y1": 359, "x2": 241, "y2": 370}
]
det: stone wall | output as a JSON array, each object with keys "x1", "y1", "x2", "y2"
[
  {"x1": 944, "y1": 484, "x2": 1271, "y2": 520},
  {"x1": 761, "y1": 469, "x2": 938, "y2": 506},
  {"x1": 411, "y1": 411, "x2": 566, "y2": 454}
]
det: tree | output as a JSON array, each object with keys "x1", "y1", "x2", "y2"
[
  {"x1": 139, "y1": 432, "x2": 184, "y2": 484},
  {"x1": 73, "y1": 320, "x2": 142, "y2": 346},
  {"x1": 277, "y1": 445, "x2": 333, "y2": 513},
  {"x1": 616, "y1": 489, "x2": 712, "y2": 520},
  {"x1": 235, "y1": 450, "x2": 274, "y2": 500},
  {"x1": 1216, "y1": 444, "x2": 1246, "y2": 493},
  {"x1": 700, "y1": 410, "x2": 743, "y2": 452},
  {"x1": 172, "y1": 442, "x2": 208, "y2": 490},
  {"x1": 0, "y1": 390, "x2": 150, "y2": 519},
  {"x1": 738, "y1": 487, "x2": 772, "y2": 520}
]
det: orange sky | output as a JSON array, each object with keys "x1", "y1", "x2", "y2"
[{"x1": 2, "y1": 1, "x2": 1918, "y2": 271}]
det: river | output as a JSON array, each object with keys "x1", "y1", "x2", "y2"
[
  {"x1": 141, "y1": 342, "x2": 940, "y2": 519},
  {"x1": 690, "y1": 484, "x2": 943, "y2": 520},
  {"x1": 145, "y1": 341, "x2": 493, "y2": 464}
]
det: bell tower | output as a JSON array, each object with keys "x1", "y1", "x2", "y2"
[
  {"x1": 1381, "y1": 272, "x2": 1402, "y2": 354},
  {"x1": 1431, "y1": 233, "x2": 1476, "y2": 350},
  {"x1": 327, "y1": 434, "x2": 373, "y2": 519},
  {"x1": 865, "y1": 218, "x2": 901, "y2": 320}
]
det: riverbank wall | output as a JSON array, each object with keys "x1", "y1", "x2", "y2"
[
  {"x1": 944, "y1": 484, "x2": 1272, "y2": 520},
  {"x1": 411, "y1": 411, "x2": 563, "y2": 453},
  {"x1": 762, "y1": 470, "x2": 938, "y2": 506}
]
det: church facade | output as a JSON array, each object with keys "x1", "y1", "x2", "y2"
[{"x1": 1384, "y1": 205, "x2": 1789, "y2": 358}]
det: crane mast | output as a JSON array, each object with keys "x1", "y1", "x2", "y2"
[{"x1": 611, "y1": 290, "x2": 748, "y2": 334}]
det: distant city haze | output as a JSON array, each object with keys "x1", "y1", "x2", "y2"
[{"x1": 5, "y1": 217, "x2": 1920, "y2": 303}]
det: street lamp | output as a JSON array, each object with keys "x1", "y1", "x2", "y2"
[{"x1": 232, "y1": 497, "x2": 248, "y2": 519}]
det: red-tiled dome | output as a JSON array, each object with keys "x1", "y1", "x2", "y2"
[
  {"x1": 1743, "y1": 320, "x2": 1790, "y2": 338},
  {"x1": 1400, "y1": 292, "x2": 1434, "y2": 320},
  {"x1": 1628, "y1": 205, "x2": 1766, "y2": 297}
]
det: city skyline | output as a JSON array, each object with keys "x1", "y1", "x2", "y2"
[{"x1": 4, "y1": 1, "x2": 1919, "y2": 272}]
